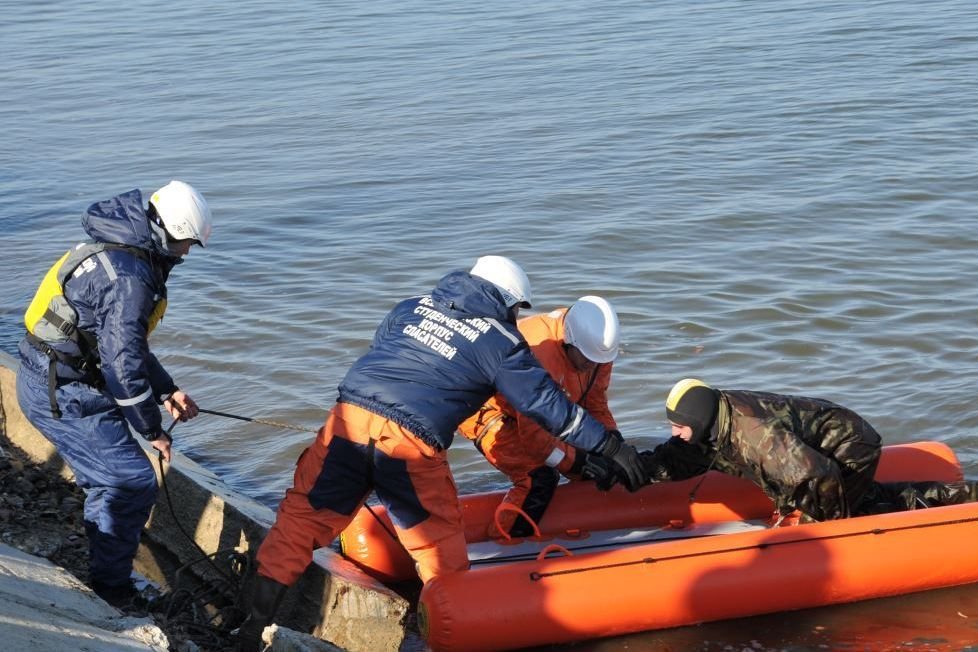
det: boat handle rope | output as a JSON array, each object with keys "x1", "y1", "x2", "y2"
[
  {"x1": 536, "y1": 543, "x2": 574, "y2": 561},
  {"x1": 528, "y1": 514, "x2": 978, "y2": 581},
  {"x1": 494, "y1": 502, "x2": 543, "y2": 541}
]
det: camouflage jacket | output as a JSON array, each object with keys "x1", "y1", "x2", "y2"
[{"x1": 642, "y1": 390, "x2": 882, "y2": 521}]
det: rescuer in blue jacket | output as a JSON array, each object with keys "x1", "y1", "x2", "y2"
[
  {"x1": 237, "y1": 256, "x2": 646, "y2": 651},
  {"x1": 16, "y1": 181, "x2": 212, "y2": 607}
]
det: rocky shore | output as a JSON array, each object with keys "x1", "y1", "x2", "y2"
[{"x1": 0, "y1": 434, "x2": 236, "y2": 652}]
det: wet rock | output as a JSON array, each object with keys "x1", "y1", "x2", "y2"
[
  {"x1": 30, "y1": 532, "x2": 61, "y2": 557},
  {"x1": 60, "y1": 496, "x2": 82, "y2": 514},
  {"x1": 0, "y1": 434, "x2": 241, "y2": 652},
  {"x1": 23, "y1": 467, "x2": 46, "y2": 483},
  {"x1": 13, "y1": 478, "x2": 36, "y2": 495}
]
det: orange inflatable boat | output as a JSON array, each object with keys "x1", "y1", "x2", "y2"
[{"x1": 339, "y1": 442, "x2": 978, "y2": 651}]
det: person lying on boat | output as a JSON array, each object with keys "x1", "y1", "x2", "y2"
[
  {"x1": 639, "y1": 378, "x2": 977, "y2": 525},
  {"x1": 236, "y1": 256, "x2": 645, "y2": 651},
  {"x1": 458, "y1": 296, "x2": 638, "y2": 538}
]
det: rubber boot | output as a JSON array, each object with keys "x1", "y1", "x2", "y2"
[
  {"x1": 905, "y1": 480, "x2": 973, "y2": 508},
  {"x1": 237, "y1": 575, "x2": 288, "y2": 652},
  {"x1": 876, "y1": 480, "x2": 978, "y2": 510},
  {"x1": 92, "y1": 580, "x2": 140, "y2": 609},
  {"x1": 510, "y1": 466, "x2": 559, "y2": 537}
]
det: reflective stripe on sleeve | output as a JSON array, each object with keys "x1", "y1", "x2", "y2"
[
  {"x1": 96, "y1": 251, "x2": 117, "y2": 281},
  {"x1": 486, "y1": 318, "x2": 520, "y2": 346},
  {"x1": 556, "y1": 405, "x2": 584, "y2": 440},
  {"x1": 544, "y1": 447, "x2": 566, "y2": 468},
  {"x1": 115, "y1": 387, "x2": 153, "y2": 407}
]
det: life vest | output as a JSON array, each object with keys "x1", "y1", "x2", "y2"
[{"x1": 24, "y1": 242, "x2": 166, "y2": 417}]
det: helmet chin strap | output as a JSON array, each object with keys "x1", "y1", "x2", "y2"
[{"x1": 147, "y1": 214, "x2": 173, "y2": 255}]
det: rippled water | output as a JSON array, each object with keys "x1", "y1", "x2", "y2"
[{"x1": 3, "y1": 1, "x2": 978, "y2": 649}]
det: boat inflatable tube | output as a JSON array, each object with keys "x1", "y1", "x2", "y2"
[
  {"x1": 340, "y1": 441, "x2": 962, "y2": 583},
  {"x1": 418, "y1": 441, "x2": 973, "y2": 651}
]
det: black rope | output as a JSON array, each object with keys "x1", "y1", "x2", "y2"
[
  {"x1": 687, "y1": 446, "x2": 724, "y2": 504},
  {"x1": 362, "y1": 440, "x2": 392, "y2": 538},
  {"x1": 357, "y1": 438, "x2": 400, "y2": 545},
  {"x1": 528, "y1": 514, "x2": 978, "y2": 581},
  {"x1": 364, "y1": 502, "x2": 399, "y2": 542},
  {"x1": 157, "y1": 419, "x2": 238, "y2": 585},
  {"x1": 153, "y1": 418, "x2": 249, "y2": 640},
  {"x1": 198, "y1": 407, "x2": 316, "y2": 433}
]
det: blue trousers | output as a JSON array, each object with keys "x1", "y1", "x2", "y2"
[{"x1": 16, "y1": 359, "x2": 158, "y2": 587}]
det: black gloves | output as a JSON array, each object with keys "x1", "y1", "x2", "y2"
[
  {"x1": 597, "y1": 430, "x2": 646, "y2": 492},
  {"x1": 144, "y1": 428, "x2": 172, "y2": 443},
  {"x1": 580, "y1": 453, "x2": 619, "y2": 491}
]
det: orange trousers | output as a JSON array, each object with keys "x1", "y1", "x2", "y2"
[{"x1": 256, "y1": 402, "x2": 468, "y2": 585}]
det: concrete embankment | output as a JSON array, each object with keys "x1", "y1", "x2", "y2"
[
  {"x1": 0, "y1": 351, "x2": 413, "y2": 652},
  {"x1": 0, "y1": 540, "x2": 169, "y2": 651}
]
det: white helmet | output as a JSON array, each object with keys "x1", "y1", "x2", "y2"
[
  {"x1": 149, "y1": 180, "x2": 212, "y2": 246},
  {"x1": 564, "y1": 296, "x2": 620, "y2": 363},
  {"x1": 469, "y1": 255, "x2": 532, "y2": 308}
]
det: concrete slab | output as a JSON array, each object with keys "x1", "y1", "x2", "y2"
[
  {"x1": 265, "y1": 623, "x2": 345, "y2": 651},
  {"x1": 0, "y1": 541, "x2": 168, "y2": 651}
]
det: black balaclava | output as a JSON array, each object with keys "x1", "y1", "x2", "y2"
[{"x1": 666, "y1": 379, "x2": 719, "y2": 444}]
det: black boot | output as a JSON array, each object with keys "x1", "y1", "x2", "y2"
[
  {"x1": 510, "y1": 467, "x2": 560, "y2": 537},
  {"x1": 237, "y1": 575, "x2": 288, "y2": 652},
  {"x1": 877, "y1": 480, "x2": 978, "y2": 510},
  {"x1": 935, "y1": 480, "x2": 978, "y2": 505},
  {"x1": 92, "y1": 580, "x2": 140, "y2": 608}
]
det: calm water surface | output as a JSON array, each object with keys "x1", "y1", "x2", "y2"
[{"x1": 3, "y1": 1, "x2": 978, "y2": 649}]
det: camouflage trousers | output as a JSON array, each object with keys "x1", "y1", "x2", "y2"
[{"x1": 855, "y1": 480, "x2": 978, "y2": 515}]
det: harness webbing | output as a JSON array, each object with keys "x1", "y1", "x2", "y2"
[{"x1": 26, "y1": 243, "x2": 153, "y2": 418}]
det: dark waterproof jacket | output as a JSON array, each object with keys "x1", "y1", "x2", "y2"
[
  {"x1": 642, "y1": 390, "x2": 882, "y2": 521},
  {"x1": 337, "y1": 272, "x2": 610, "y2": 452},
  {"x1": 19, "y1": 189, "x2": 179, "y2": 438}
]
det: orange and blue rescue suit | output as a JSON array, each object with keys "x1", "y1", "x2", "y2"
[{"x1": 256, "y1": 272, "x2": 612, "y2": 584}]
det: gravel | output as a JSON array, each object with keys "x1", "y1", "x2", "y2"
[{"x1": 0, "y1": 437, "x2": 237, "y2": 652}]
